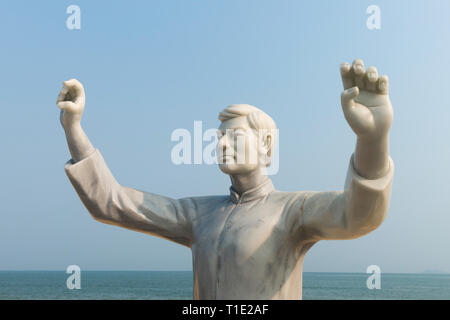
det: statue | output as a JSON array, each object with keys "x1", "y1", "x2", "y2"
[{"x1": 57, "y1": 59, "x2": 394, "y2": 299}]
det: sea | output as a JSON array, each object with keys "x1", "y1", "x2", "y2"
[{"x1": 0, "y1": 271, "x2": 449, "y2": 300}]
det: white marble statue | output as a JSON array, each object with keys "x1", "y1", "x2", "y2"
[{"x1": 57, "y1": 59, "x2": 394, "y2": 299}]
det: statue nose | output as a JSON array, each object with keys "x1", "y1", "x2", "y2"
[{"x1": 218, "y1": 134, "x2": 231, "y2": 149}]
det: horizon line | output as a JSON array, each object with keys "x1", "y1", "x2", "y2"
[{"x1": 0, "y1": 270, "x2": 448, "y2": 275}]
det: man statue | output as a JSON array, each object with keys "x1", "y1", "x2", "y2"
[{"x1": 57, "y1": 59, "x2": 394, "y2": 299}]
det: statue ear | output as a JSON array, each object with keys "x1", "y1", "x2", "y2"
[
  {"x1": 259, "y1": 130, "x2": 272, "y2": 165},
  {"x1": 262, "y1": 133, "x2": 272, "y2": 157}
]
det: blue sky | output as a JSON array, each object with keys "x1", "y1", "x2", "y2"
[{"x1": 0, "y1": 0, "x2": 449, "y2": 273}]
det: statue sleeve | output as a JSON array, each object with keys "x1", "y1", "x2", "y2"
[
  {"x1": 64, "y1": 149, "x2": 194, "y2": 247},
  {"x1": 299, "y1": 154, "x2": 394, "y2": 241}
]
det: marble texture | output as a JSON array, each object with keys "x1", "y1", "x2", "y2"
[{"x1": 65, "y1": 150, "x2": 393, "y2": 299}]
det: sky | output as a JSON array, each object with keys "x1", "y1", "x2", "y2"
[{"x1": 0, "y1": 0, "x2": 449, "y2": 274}]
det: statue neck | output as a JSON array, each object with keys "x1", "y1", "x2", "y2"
[{"x1": 229, "y1": 169, "x2": 270, "y2": 195}]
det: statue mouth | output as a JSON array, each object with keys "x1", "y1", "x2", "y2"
[{"x1": 221, "y1": 155, "x2": 235, "y2": 163}]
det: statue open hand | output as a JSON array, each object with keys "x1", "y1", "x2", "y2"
[
  {"x1": 56, "y1": 79, "x2": 85, "y2": 129},
  {"x1": 340, "y1": 59, "x2": 393, "y2": 142}
]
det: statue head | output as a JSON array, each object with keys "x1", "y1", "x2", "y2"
[{"x1": 217, "y1": 104, "x2": 277, "y2": 175}]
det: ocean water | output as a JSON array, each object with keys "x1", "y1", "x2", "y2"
[{"x1": 0, "y1": 271, "x2": 449, "y2": 300}]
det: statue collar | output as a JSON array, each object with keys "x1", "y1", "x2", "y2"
[{"x1": 229, "y1": 179, "x2": 275, "y2": 204}]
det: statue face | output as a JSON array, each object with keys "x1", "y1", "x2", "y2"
[{"x1": 216, "y1": 116, "x2": 262, "y2": 175}]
